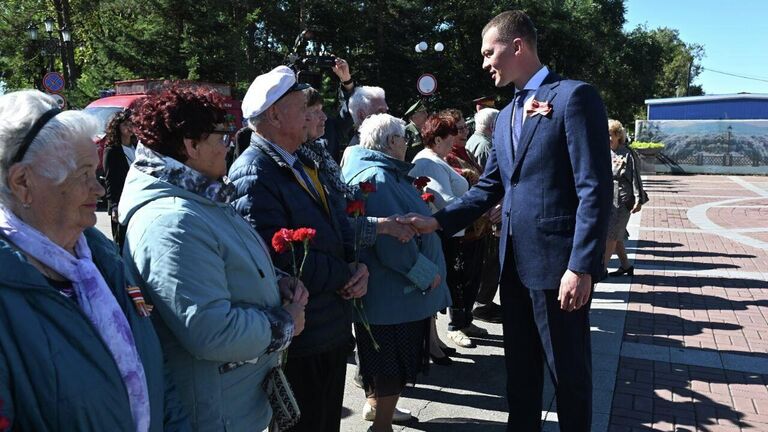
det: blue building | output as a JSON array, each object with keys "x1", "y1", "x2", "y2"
[
  {"x1": 646, "y1": 93, "x2": 768, "y2": 120},
  {"x1": 636, "y1": 94, "x2": 768, "y2": 175}
]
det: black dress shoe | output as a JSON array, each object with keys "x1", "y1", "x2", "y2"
[
  {"x1": 472, "y1": 303, "x2": 503, "y2": 323},
  {"x1": 609, "y1": 266, "x2": 634, "y2": 277},
  {"x1": 429, "y1": 353, "x2": 453, "y2": 366}
]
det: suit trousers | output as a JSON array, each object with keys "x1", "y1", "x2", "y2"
[
  {"x1": 284, "y1": 345, "x2": 349, "y2": 432},
  {"x1": 499, "y1": 251, "x2": 592, "y2": 432}
]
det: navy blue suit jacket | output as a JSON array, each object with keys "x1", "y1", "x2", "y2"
[{"x1": 435, "y1": 72, "x2": 612, "y2": 290}]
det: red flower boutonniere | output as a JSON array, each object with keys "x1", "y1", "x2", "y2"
[
  {"x1": 127, "y1": 286, "x2": 153, "y2": 317},
  {"x1": 421, "y1": 193, "x2": 435, "y2": 204},
  {"x1": 413, "y1": 176, "x2": 430, "y2": 191},
  {"x1": 525, "y1": 99, "x2": 553, "y2": 118}
]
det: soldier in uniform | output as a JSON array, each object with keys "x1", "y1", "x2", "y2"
[{"x1": 403, "y1": 100, "x2": 428, "y2": 162}]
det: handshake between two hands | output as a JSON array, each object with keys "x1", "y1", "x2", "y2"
[
  {"x1": 377, "y1": 214, "x2": 440, "y2": 243},
  {"x1": 390, "y1": 208, "x2": 591, "y2": 313},
  {"x1": 385, "y1": 204, "x2": 502, "y2": 241}
]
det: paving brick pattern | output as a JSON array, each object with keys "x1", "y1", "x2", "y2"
[{"x1": 609, "y1": 175, "x2": 768, "y2": 432}]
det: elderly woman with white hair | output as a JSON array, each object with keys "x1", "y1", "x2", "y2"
[
  {"x1": 466, "y1": 108, "x2": 500, "y2": 168},
  {"x1": 340, "y1": 85, "x2": 388, "y2": 160},
  {"x1": 342, "y1": 113, "x2": 451, "y2": 432},
  {"x1": 0, "y1": 90, "x2": 189, "y2": 431}
]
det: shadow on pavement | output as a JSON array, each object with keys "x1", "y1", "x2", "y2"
[
  {"x1": 629, "y1": 258, "x2": 741, "y2": 271},
  {"x1": 610, "y1": 357, "x2": 761, "y2": 430},
  {"x1": 404, "y1": 417, "x2": 507, "y2": 431},
  {"x1": 628, "y1": 249, "x2": 757, "y2": 259},
  {"x1": 597, "y1": 288, "x2": 768, "y2": 309},
  {"x1": 600, "y1": 272, "x2": 768, "y2": 290},
  {"x1": 630, "y1": 240, "x2": 684, "y2": 249}
]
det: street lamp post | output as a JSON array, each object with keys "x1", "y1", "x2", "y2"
[{"x1": 25, "y1": 17, "x2": 72, "y2": 90}]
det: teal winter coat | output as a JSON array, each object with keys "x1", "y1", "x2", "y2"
[
  {"x1": 341, "y1": 146, "x2": 452, "y2": 325},
  {"x1": 119, "y1": 167, "x2": 287, "y2": 432},
  {"x1": 0, "y1": 228, "x2": 190, "y2": 431}
]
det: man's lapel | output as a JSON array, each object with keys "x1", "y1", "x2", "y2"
[
  {"x1": 495, "y1": 106, "x2": 514, "y2": 174},
  {"x1": 510, "y1": 72, "x2": 562, "y2": 176}
]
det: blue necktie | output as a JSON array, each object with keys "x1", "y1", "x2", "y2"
[
  {"x1": 512, "y1": 89, "x2": 530, "y2": 158},
  {"x1": 292, "y1": 159, "x2": 321, "y2": 202}
]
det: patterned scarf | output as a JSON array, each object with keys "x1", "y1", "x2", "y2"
[
  {"x1": 0, "y1": 206, "x2": 150, "y2": 432},
  {"x1": 133, "y1": 143, "x2": 237, "y2": 204},
  {"x1": 298, "y1": 139, "x2": 357, "y2": 198}
]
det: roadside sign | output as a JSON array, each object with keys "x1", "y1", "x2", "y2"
[
  {"x1": 43, "y1": 72, "x2": 65, "y2": 94},
  {"x1": 417, "y1": 73, "x2": 437, "y2": 96},
  {"x1": 50, "y1": 93, "x2": 67, "y2": 110}
]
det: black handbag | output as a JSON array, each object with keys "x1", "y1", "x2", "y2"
[{"x1": 263, "y1": 354, "x2": 301, "y2": 431}]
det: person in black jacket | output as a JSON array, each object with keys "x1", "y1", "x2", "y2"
[
  {"x1": 101, "y1": 109, "x2": 136, "y2": 249},
  {"x1": 230, "y1": 66, "x2": 369, "y2": 432}
]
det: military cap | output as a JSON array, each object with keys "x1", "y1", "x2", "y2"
[{"x1": 404, "y1": 100, "x2": 428, "y2": 118}]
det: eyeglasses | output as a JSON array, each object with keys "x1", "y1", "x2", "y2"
[{"x1": 207, "y1": 129, "x2": 232, "y2": 146}]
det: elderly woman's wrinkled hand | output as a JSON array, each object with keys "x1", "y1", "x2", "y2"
[
  {"x1": 338, "y1": 262, "x2": 369, "y2": 299},
  {"x1": 283, "y1": 303, "x2": 306, "y2": 336},
  {"x1": 378, "y1": 215, "x2": 418, "y2": 243},
  {"x1": 279, "y1": 277, "x2": 309, "y2": 307}
]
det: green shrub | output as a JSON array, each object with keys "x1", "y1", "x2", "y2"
[{"x1": 629, "y1": 141, "x2": 665, "y2": 150}]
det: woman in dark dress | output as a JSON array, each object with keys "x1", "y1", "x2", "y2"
[{"x1": 102, "y1": 110, "x2": 136, "y2": 249}]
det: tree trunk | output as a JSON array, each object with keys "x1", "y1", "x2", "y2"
[{"x1": 51, "y1": 0, "x2": 77, "y2": 88}]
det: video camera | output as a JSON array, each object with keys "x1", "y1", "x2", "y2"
[{"x1": 286, "y1": 28, "x2": 336, "y2": 88}]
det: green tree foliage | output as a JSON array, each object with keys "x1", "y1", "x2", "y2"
[{"x1": 1, "y1": 0, "x2": 704, "y2": 126}]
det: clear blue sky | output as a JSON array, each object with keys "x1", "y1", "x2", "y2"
[{"x1": 624, "y1": 0, "x2": 768, "y2": 95}]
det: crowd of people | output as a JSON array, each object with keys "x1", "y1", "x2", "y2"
[{"x1": 0, "y1": 9, "x2": 647, "y2": 432}]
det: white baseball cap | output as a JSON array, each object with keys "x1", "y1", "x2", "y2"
[{"x1": 242, "y1": 65, "x2": 311, "y2": 119}]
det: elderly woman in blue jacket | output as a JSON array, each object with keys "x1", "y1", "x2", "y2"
[
  {"x1": 0, "y1": 90, "x2": 189, "y2": 431},
  {"x1": 119, "y1": 87, "x2": 308, "y2": 432},
  {"x1": 341, "y1": 113, "x2": 452, "y2": 432}
]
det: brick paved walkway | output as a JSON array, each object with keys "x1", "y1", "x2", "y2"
[
  {"x1": 92, "y1": 174, "x2": 768, "y2": 431},
  {"x1": 607, "y1": 175, "x2": 768, "y2": 432}
]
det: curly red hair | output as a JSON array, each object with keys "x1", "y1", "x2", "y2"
[
  {"x1": 132, "y1": 86, "x2": 226, "y2": 162},
  {"x1": 421, "y1": 113, "x2": 458, "y2": 148}
]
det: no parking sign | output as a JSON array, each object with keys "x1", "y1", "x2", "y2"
[{"x1": 43, "y1": 72, "x2": 65, "y2": 94}]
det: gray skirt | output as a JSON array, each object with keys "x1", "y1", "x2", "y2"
[{"x1": 607, "y1": 204, "x2": 631, "y2": 241}]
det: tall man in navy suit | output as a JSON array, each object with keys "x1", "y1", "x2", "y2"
[{"x1": 399, "y1": 10, "x2": 612, "y2": 432}]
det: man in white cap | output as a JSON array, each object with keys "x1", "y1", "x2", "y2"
[{"x1": 229, "y1": 65, "x2": 369, "y2": 432}]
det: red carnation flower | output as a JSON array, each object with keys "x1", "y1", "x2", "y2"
[
  {"x1": 292, "y1": 227, "x2": 317, "y2": 243},
  {"x1": 359, "y1": 181, "x2": 376, "y2": 194},
  {"x1": 271, "y1": 228, "x2": 294, "y2": 254},
  {"x1": 346, "y1": 200, "x2": 366, "y2": 217},
  {"x1": 413, "y1": 176, "x2": 430, "y2": 190},
  {"x1": 421, "y1": 193, "x2": 435, "y2": 204}
]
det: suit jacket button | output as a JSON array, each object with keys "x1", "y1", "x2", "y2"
[{"x1": 511, "y1": 182, "x2": 518, "y2": 187}]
